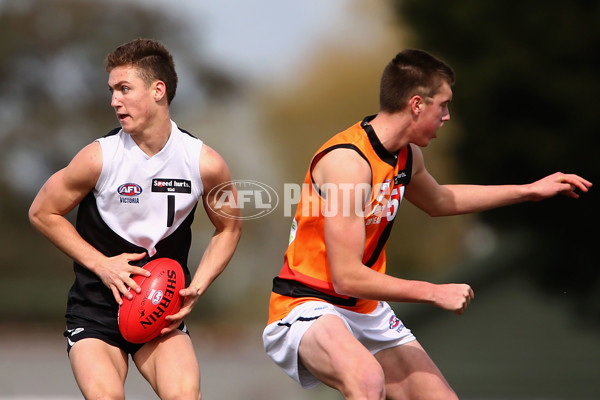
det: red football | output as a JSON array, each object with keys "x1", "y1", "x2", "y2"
[{"x1": 118, "y1": 258, "x2": 185, "y2": 344}]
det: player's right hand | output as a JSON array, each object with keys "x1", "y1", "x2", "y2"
[{"x1": 94, "y1": 252, "x2": 150, "y2": 305}]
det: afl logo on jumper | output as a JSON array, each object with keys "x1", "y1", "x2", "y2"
[
  {"x1": 118, "y1": 183, "x2": 142, "y2": 204},
  {"x1": 118, "y1": 183, "x2": 143, "y2": 196}
]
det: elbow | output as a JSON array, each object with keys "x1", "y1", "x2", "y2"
[
  {"x1": 332, "y1": 279, "x2": 350, "y2": 297},
  {"x1": 233, "y1": 221, "x2": 243, "y2": 242},
  {"x1": 227, "y1": 219, "x2": 243, "y2": 244},
  {"x1": 410, "y1": 197, "x2": 448, "y2": 217},
  {"x1": 28, "y1": 202, "x2": 51, "y2": 233},
  {"x1": 28, "y1": 204, "x2": 41, "y2": 229},
  {"x1": 331, "y1": 273, "x2": 358, "y2": 298},
  {"x1": 418, "y1": 204, "x2": 445, "y2": 217},
  {"x1": 425, "y1": 208, "x2": 446, "y2": 217},
  {"x1": 420, "y1": 198, "x2": 456, "y2": 217},
  {"x1": 410, "y1": 188, "x2": 456, "y2": 217},
  {"x1": 233, "y1": 217, "x2": 243, "y2": 235}
]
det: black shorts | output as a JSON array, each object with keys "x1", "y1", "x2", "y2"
[{"x1": 64, "y1": 314, "x2": 188, "y2": 355}]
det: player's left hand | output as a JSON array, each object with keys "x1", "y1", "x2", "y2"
[
  {"x1": 161, "y1": 285, "x2": 201, "y2": 335},
  {"x1": 528, "y1": 172, "x2": 592, "y2": 200}
]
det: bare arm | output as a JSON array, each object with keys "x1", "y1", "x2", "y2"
[
  {"x1": 405, "y1": 144, "x2": 592, "y2": 217},
  {"x1": 315, "y1": 148, "x2": 473, "y2": 314},
  {"x1": 28, "y1": 142, "x2": 149, "y2": 304},
  {"x1": 164, "y1": 144, "x2": 242, "y2": 331}
]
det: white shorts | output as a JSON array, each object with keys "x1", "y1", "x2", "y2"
[{"x1": 262, "y1": 301, "x2": 416, "y2": 389}]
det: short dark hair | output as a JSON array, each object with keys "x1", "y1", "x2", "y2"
[
  {"x1": 105, "y1": 38, "x2": 178, "y2": 104},
  {"x1": 379, "y1": 49, "x2": 455, "y2": 112}
]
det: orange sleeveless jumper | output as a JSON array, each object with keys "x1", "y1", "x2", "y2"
[{"x1": 267, "y1": 116, "x2": 412, "y2": 324}]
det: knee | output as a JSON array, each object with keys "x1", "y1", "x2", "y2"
[
  {"x1": 160, "y1": 390, "x2": 200, "y2": 400},
  {"x1": 441, "y1": 387, "x2": 459, "y2": 400},
  {"x1": 159, "y1": 384, "x2": 201, "y2": 400},
  {"x1": 385, "y1": 379, "x2": 459, "y2": 400},
  {"x1": 85, "y1": 390, "x2": 125, "y2": 400},
  {"x1": 360, "y1": 368, "x2": 386, "y2": 400},
  {"x1": 79, "y1": 384, "x2": 125, "y2": 400},
  {"x1": 343, "y1": 362, "x2": 386, "y2": 400}
]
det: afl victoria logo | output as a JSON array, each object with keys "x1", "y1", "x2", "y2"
[
  {"x1": 118, "y1": 183, "x2": 143, "y2": 196},
  {"x1": 207, "y1": 180, "x2": 279, "y2": 220}
]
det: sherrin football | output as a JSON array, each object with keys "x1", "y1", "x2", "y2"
[{"x1": 118, "y1": 258, "x2": 185, "y2": 344}]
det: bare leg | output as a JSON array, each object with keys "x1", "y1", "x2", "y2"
[
  {"x1": 134, "y1": 330, "x2": 201, "y2": 400},
  {"x1": 298, "y1": 314, "x2": 386, "y2": 400},
  {"x1": 69, "y1": 338, "x2": 129, "y2": 400},
  {"x1": 374, "y1": 340, "x2": 458, "y2": 400}
]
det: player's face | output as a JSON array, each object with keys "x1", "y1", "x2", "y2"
[
  {"x1": 415, "y1": 82, "x2": 453, "y2": 146},
  {"x1": 108, "y1": 65, "x2": 157, "y2": 135}
]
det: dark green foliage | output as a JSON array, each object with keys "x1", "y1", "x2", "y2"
[{"x1": 395, "y1": 0, "x2": 600, "y2": 326}]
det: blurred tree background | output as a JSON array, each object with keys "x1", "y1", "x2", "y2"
[
  {"x1": 396, "y1": 0, "x2": 600, "y2": 326},
  {"x1": 0, "y1": 0, "x2": 598, "y2": 399},
  {"x1": 0, "y1": 0, "x2": 239, "y2": 322},
  {"x1": 387, "y1": 1, "x2": 600, "y2": 397}
]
